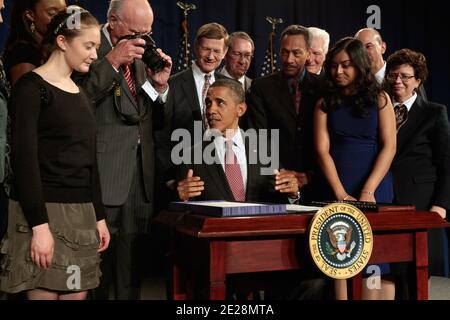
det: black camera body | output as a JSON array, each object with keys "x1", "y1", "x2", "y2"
[{"x1": 118, "y1": 34, "x2": 167, "y2": 73}]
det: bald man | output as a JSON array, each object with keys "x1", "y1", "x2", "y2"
[
  {"x1": 355, "y1": 28, "x2": 387, "y2": 84},
  {"x1": 79, "y1": 0, "x2": 172, "y2": 299}
]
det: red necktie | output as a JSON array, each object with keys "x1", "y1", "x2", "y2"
[
  {"x1": 202, "y1": 74, "x2": 211, "y2": 129},
  {"x1": 122, "y1": 65, "x2": 137, "y2": 100},
  {"x1": 224, "y1": 140, "x2": 245, "y2": 202},
  {"x1": 291, "y1": 81, "x2": 301, "y2": 114}
]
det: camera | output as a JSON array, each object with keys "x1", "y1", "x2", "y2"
[{"x1": 118, "y1": 34, "x2": 168, "y2": 73}]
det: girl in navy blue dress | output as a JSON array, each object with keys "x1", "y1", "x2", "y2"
[{"x1": 314, "y1": 37, "x2": 396, "y2": 299}]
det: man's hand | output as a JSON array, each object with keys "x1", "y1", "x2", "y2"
[
  {"x1": 106, "y1": 38, "x2": 146, "y2": 69},
  {"x1": 274, "y1": 169, "x2": 299, "y2": 198},
  {"x1": 146, "y1": 48, "x2": 172, "y2": 94},
  {"x1": 293, "y1": 171, "x2": 311, "y2": 189},
  {"x1": 31, "y1": 223, "x2": 54, "y2": 269},
  {"x1": 430, "y1": 205, "x2": 446, "y2": 220},
  {"x1": 177, "y1": 169, "x2": 205, "y2": 201}
]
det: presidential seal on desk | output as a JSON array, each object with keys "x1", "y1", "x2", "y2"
[{"x1": 309, "y1": 203, "x2": 373, "y2": 279}]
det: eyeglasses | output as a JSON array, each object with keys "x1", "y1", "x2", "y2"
[
  {"x1": 386, "y1": 73, "x2": 415, "y2": 82},
  {"x1": 230, "y1": 51, "x2": 253, "y2": 61},
  {"x1": 115, "y1": 14, "x2": 151, "y2": 38}
]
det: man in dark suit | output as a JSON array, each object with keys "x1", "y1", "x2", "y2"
[
  {"x1": 165, "y1": 23, "x2": 229, "y2": 137},
  {"x1": 79, "y1": 0, "x2": 172, "y2": 299},
  {"x1": 248, "y1": 25, "x2": 324, "y2": 202},
  {"x1": 219, "y1": 31, "x2": 254, "y2": 93},
  {"x1": 176, "y1": 79, "x2": 334, "y2": 300},
  {"x1": 176, "y1": 79, "x2": 300, "y2": 203}
]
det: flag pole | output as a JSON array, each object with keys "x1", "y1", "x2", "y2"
[
  {"x1": 265, "y1": 17, "x2": 283, "y2": 75},
  {"x1": 176, "y1": 2, "x2": 197, "y2": 72}
]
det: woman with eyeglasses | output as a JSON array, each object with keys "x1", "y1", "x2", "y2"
[
  {"x1": 384, "y1": 49, "x2": 450, "y2": 288},
  {"x1": 314, "y1": 37, "x2": 397, "y2": 300},
  {"x1": 2, "y1": 0, "x2": 67, "y2": 86}
]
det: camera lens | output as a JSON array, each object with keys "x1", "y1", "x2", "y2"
[{"x1": 141, "y1": 35, "x2": 167, "y2": 73}]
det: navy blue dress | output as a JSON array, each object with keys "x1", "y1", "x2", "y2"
[
  {"x1": 327, "y1": 97, "x2": 393, "y2": 274},
  {"x1": 327, "y1": 98, "x2": 393, "y2": 202}
]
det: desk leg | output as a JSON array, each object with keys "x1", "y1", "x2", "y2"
[
  {"x1": 351, "y1": 274, "x2": 363, "y2": 300},
  {"x1": 210, "y1": 241, "x2": 226, "y2": 300},
  {"x1": 172, "y1": 258, "x2": 187, "y2": 300},
  {"x1": 415, "y1": 231, "x2": 429, "y2": 300}
]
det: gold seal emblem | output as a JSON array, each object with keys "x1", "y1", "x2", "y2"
[{"x1": 309, "y1": 203, "x2": 373, "y2": 279}]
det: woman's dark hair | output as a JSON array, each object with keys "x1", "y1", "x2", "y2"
[
  {"x1": 4, "y1": 0, "x2": 43, "y2": 52},
  {"x1": 41, "y1": 6, "x2": 99, "y2": 59},
  {"x1": 323, "y1": 37, "x2": 385, "y2": 117},
  {"x1": 383, "y1": 48, "x2": 428, "y2": 96}
]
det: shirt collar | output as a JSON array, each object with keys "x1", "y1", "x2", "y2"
[
  {"x1": 394, "y1": 92, "x2": 417, "y2": 112},
  {"x1": 212, "y1": 128, "x2": 245, "y2": 152},
  {"x1": 192, "y1": 61, "x2": 215, "y2": 80},
  {"x1": 287, "y1": 68, "x2": 306, "y2": 86},
  {"x1": 375, "y1": 61, "x2": 386, "y2": 84},
  {"x1": 102, "y1": 24, "x2": 113, "y2": 47},
  {"x1": 220, "y1": 67, "x2": 246, "y2": 86}
]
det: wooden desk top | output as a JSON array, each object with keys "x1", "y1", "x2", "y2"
[{"x1": 155, "y1": 210, "x2": 450, "y2": 238}]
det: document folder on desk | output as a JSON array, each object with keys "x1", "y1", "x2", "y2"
[{"x1": 168, "y1": 201, "x2": 287, "y2": 217}]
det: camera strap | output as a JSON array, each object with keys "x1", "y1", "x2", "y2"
[{"x1": 113, "y1": 84, "x2": 148, "y2": 124}]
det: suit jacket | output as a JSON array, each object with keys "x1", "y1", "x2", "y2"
[
  {"x1": 243, "y1": 75, "x2": 252, "y2": 93},
  {"x1": 165, "y1": 68, "x2": 228, "y2": 136},
  {"x1": 248, "y1": 71, "x2": 324, "y2": 172},
  {"x1": 79, "y1": 31, "x2": 164, "y2": 213},
  {"x1": 177, "y1": 135, "x2": 286, "y2": 203},
  {"x1": 391, "y1": 95, "x2": 450, "y2": 211}
]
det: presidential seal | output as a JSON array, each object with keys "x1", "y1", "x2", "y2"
[{"x1": 309, "y1": 203, "x2": 373, "y2": 279}]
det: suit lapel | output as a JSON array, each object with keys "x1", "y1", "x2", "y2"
[
  {"x1": 120, "y1": 64, "x2": 139, "y2": 110},
  {"x1": 274, "y1": 73, "x2": 297, "y2": 121},
  {"x1": 244, "y1": 134, "x2": 259, "y2": 200},
  {"x1": 244, "y1": 76, "x2": 252, "y2": 93},
  {"x1": 397, "y1": 96, "x2": 427, "y2": 153},
  {"x1": 182, "y1": 69, "x2": 202, "y2": 121}
]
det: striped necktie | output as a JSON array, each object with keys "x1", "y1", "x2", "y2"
[
  {"x1": 224, "y1": 140, "x2": 245, "y2": 202},
  {"x1": 394, "y1": 104, "x2": 408, "y2": 130},
  {"x1": 202, "y1": 74, "x2": 211, "y2": 129},
  {"x1": 122, "y1": 64, "x2": 137, "y2": 100}
]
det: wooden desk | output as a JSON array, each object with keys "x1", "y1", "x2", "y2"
[{"x1": 155, "y1": 210, "x2": 449, "y2": 300}]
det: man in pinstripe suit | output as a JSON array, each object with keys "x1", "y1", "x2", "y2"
[{"x1": 79, "y1": 0, "x2": 172, "y2": 299}]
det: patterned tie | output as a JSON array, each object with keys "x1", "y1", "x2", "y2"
[
  {"x1": 291, "y1": 80, "x2": 301, "y2": 114},
  {"x1": 394, "y1": 104, "x2": 408, "y2": 130},
  {"x1": 202, "y1": 74, "x2": 212, "y2": 129},
  {"x1": 224, "y1": 140, "x2": 245, "y2": 202},
  {"x1": 122, "y1": 64, "x2": 137, "y2": 100}
]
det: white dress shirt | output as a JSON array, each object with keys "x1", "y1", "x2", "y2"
[
  {"x1": 219, "y1": 67, "x2": 246, "y2": 91},
  {"x1": 375, "y1": 61, "x2": 387, "y2": 85},
  {"x1": 393, "y1": 92, "x2": 417, "y2": 112}
]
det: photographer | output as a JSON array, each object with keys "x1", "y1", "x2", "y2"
[{"x1": 78, "y1": 0, "x2": 172, "y2": 300}]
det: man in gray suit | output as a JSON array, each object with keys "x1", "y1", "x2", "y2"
[
  {"x1": 219, "y1": 31, "x2": 254, "y2": 93},
  {"x1": 79, "y1": 0, "x2": 172, "y2": 299}
]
